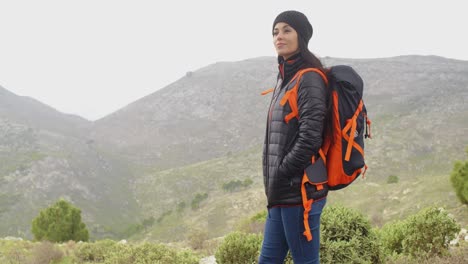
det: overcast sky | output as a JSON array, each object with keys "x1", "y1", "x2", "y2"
[{"x1": 1, "y1": 0, "x2": 467, "y2": 121}]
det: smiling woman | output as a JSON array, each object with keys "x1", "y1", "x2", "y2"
[{"x1": 273, "y1": 23, "x2": 299, "y2": 59}]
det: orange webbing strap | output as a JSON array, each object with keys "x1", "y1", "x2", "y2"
[
  {"x1": 362, "y1": 164, "x2": 368, "y2": 179},
  {"x1": 261, "y1": 88, "x2": 274, "y2": 95},
  {"x1": 301, "y1": 173, "x2": 314, "y2": 241},
  {"x1": 318, "y1": 149, "x2": 327, "y2": 165},
  {"x1": 301, "y1": 172, "x2": 325, "y2": 242},
  {"x1": 342, "y1": 100, "x2": 364, "y2": 161},
  {"x1": 279, "y1": 68, "x2": 329, "y2": 123},
  {"x1": 342, "y1": 133, "x2": 364, "y2": 158},
  {"x1": 280, "y1": 88, "x2": 299, "y2": 123}
]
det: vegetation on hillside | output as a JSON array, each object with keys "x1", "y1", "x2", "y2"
[
  {"x1": 0, "y1": 203, "x2": 465, "y2": 263},
  {"x1": 215, "y1": 205, "x2": 462, "y2": 264},
  {"x1": 0, "y1": 239, "x2": 201, "y2": 264},
  {"x1": 130, "y1": 144, "x2": 468, "y2": 243}
]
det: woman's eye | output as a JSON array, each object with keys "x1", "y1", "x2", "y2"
[{"x1": 273, "y1": 32, "x2": 278, "y2": 36}]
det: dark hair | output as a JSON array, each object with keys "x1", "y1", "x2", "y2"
[
  {"x1": 298, "y1": 39, "x2": 324, "y2": 70},
  {"x1": 298, "y1": 39, "x2": 333, "y2": 139}
]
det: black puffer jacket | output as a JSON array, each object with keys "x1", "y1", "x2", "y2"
[{"x1": 262, "y1": 55, "x2": 327, "y2": 207}]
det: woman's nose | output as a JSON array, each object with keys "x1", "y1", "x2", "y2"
[{"x1": 276, "y1": 32, "x2": 283, "y2": 40}]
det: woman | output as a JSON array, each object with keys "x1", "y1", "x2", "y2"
[{"x1": 260, "y1": 10, "x2": 329, "y2": 264}]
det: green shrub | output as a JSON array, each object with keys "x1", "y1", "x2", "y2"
[
  {"x1": 222, "y1": 178, "x2": 254, "y2": 192},
  {"x1": 243, "y1": 178, "x2": 254, "y2": 187},
  {"x1": 74, "y1": 239, "x2": 118, "y2": 262},
  {"x1": 222, "y1": 180, "x2": 243, "y2": 192},
  {"x1": 215, "y1": 231, "x2": 263, "y2": 264},
  {"x1": 1, "y1": 240, "x2": 29, "y2": 264},
  {"x1": 379, "y1": 220, "x2": 406, "y2": 255},
  {"x1": 380, "y1": 206, "x2": 460, "y2": 258},
  {"x1": 450, "y1": 148, "x2": 468, "y2": 204},
  {"x1": 191, "y1": 193, "x2": 208, "y2": 210},
  {"x1": 103, "y1": 242, "x2": 199, "y2": 264},
  {"x1": 320, "y1": 205, "x2": 383, "y2": 264},
  {"x1": 387, "y1": 175, "x2": 399, "y2": 184}
]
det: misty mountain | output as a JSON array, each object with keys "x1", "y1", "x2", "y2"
[
  {"x1": 0, "y1": 87, "x2": 140, "y2": 238},
  {"x1": 0, "y1": 86, "x2": 90, "y2": 137}
]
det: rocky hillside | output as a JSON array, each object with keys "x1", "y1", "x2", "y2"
[
  {"x1": 0, "y1": 87, "x2": 140, "y2": 239},
  {"x1": 91, "y1": 57, "x2": 277, "y2": 170}
]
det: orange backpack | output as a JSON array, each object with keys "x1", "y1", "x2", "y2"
[{"x1": 263, "y1": 65, "x2": 372, "y2": 241}]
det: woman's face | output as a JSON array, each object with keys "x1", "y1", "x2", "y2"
[{"x1": 273, "y1": 22, "x2": 299, "y2": 59}]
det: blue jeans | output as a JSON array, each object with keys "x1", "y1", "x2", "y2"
[{"x1": 258, "y1": 198, "x2": 327, "y2": 264}]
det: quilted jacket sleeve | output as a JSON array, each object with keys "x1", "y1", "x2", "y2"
[{"x1": 278, "y1": 71, "x2": 327, "y2": 178}]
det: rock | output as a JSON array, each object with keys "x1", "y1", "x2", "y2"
[
  {"x1": 449, "y1": 238, "x2": 459, "y2": 246},
  {"x1": 118, "y1": 239, "x2": 127, "y2": 244},
  {"x1": 199, "y1": 255, "x2": 216, "y2": 264}
]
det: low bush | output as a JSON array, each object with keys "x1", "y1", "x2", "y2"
[
  {"x1": 221, "y1": 206, "x2": 384, "y2": 264},
  {"x1": 215, "y1": 232, "x2": 262, "y2": 264},
  {"x1": 387, "y1": 175, "x2": 399, "y2": 184},
  {"x1": 74, "y1": 239, "x2": 118, "y2": 262},
  {"x1": 3, "y1": 246, "x2": 28, "y2": 264},
  {"x1": 320, "y1": 205, "x2": 383, "y2": 264},
  {"x1": 222, "y1": 178, "x2": 254, "y2": 192},
  {"x1": 103, "y1": 242, "x2": 199, "y2": 264},
  {"x1": 380, "y1": 206, "x2": 460, "y2": 258},
  {"x1": 191, "y1": 193, "x2": 208, "y2": 210}
]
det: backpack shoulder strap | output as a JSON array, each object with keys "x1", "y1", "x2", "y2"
[{"x1": 279, "y1": 68, "x2": 328, "y2": 123}]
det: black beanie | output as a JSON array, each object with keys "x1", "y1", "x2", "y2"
[{"x1": 273, "y1": 10, "x2": 313, "y2": 44}]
